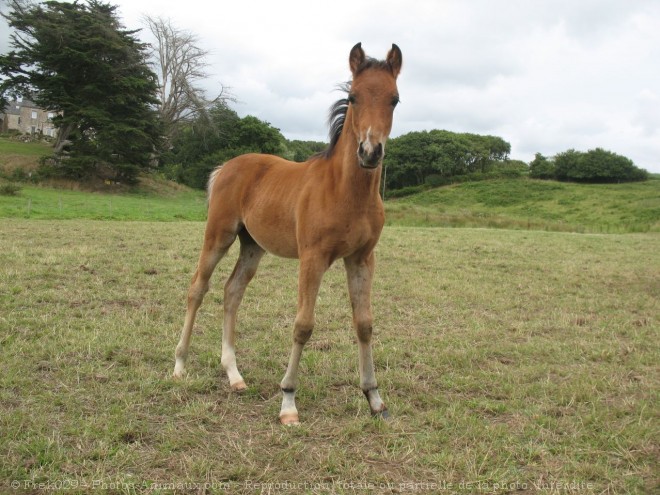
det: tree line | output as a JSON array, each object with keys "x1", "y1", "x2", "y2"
[
  {"x1": 0, "y1": 0, "x2": 649, "y2": 188},
  {"x1": 381, "y1": 132, "x2": 648, "y2": 195}
]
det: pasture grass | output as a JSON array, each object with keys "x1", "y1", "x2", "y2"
[
  {"x1": 0, "y1": 184, "x2": 207, "y2": 221},
  {"x1": 0, "y1": 220, "x2": 658, "y2": 493}
]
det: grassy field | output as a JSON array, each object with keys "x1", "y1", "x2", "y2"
[
  {"x1": 387, "y1": 179, "x2": 660, "y2": 233},
  {"x1": 1, "y1": 178, "x2": 659, "y2": 234},
  {"x1": 1, "y1": 220, "x2": 657, "y2": 493}
]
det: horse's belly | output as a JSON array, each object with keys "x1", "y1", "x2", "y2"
[{"x1": 243, "y1": 215, "x2": 299, "y2": 259}]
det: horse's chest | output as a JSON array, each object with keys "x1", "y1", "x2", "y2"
[{"x1": 300, "y1": 208, "x2": 383, "y2": 260}]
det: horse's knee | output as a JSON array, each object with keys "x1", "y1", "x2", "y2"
[
  {"x1": 187, "y1": 278, "x2": 209, "y2": 306},
  {"x1": 355, "y1": 318, "x2": 373, "y2": 344},
  {"x1": 293, "y1": 317, "x2": 314, "y2": 345}
]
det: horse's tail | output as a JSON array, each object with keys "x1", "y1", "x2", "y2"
[{"x1": 207, "y1": 165, "x2": 224, "y2": 208}]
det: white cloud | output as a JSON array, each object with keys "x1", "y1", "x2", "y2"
[{"x1": 634, "y1": 89, "x2": 660, "y2": 137}]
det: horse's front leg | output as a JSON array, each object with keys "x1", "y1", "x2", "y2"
[
  {"x1": 344, "y1": 252, "x2": 388, "y2": 418},
  {"x1": 279, "y1": 254, "x2": 327, "y2": 425}
]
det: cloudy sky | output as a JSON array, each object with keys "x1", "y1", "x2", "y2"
[{"x1": 3, "y1": 0, "x2": 660, "y2": 172}]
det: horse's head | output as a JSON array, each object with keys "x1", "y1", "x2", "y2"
[{"x1": 347, "y1": 43, "x2": 402, "y2": 169}]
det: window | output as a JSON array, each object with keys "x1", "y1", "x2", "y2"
[
  {"x1": 47, "y1": 112, "x2": 55, "y2": 120},
  {"x1": 31, "y1": 111, "x2": 38, "y2": 119}
]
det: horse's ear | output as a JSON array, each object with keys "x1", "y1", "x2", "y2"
[
  {"x1": 349, "y1": 42, "x2": 365, "y2": 76},
  {"x1": 387, "y1": 44, "x2": 402, "y2": 79}
]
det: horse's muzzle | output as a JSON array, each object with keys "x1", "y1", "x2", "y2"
[{"x1": 358, "y1": 141, "x2": 383, "y2": 169}]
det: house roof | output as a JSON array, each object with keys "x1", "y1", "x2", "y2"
[{"x1": 3, "y1": 99, "x2": 40, "y2": 115}]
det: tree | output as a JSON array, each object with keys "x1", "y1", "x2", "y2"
[
  {"x1": 576, "y1": 148, "x2": 648, "y2": 183},
  {"x1": 529, "y1": 152, "x2": 555, "y2": 179},
  {"x1": 144, "y1": 16, "x2": 234, "y2": 150},
  {"x1": 0, "y1": 0, "x2": 160, "y2": 182},
  {"x1": 235, "y1": 115, "x2": 284, "y2": 155},
  {"x1": 553, "y1": 149, "x2": 581, "y2": 182},
  {"x1": 283, "y1": 140, "x2": 327, "y2": 162},
  {"x1": 383, "y1": 129, "x2": 512, "y2": 189},
  {"x1": 162, "y1": 104, "x2": 287, "y2": 189}
]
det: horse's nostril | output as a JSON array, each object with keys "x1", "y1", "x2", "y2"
[{"x1": 357, "y1": 140, "x2": 384, "y2": 168}]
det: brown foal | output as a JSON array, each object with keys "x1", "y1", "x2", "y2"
[{"x1": 173, "y1": 43, "x2": 402, "y2": 425}]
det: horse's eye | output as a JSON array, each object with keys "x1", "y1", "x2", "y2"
[
  {"x1": 391, "y1": 95, "x2": 400, "y2": 108},
  {"x1": 347, "y1": 94, "x2": 356, "y2": 104}
]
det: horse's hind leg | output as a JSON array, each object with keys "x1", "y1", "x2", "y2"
[
  {"x1": 221, "y1": 230, "x2": 265, "y2": 391},
  {"x1": 173, "y1": 228, "x2": 236, "y2": 378}
]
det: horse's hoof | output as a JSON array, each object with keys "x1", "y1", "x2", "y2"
[
  {"x1": 279, "y1": 413, "x2": 300, "y2": 426},
  {"x1": 230, "y1": 380, "x2": 247, "y2": 392},
  {"x1": 173, "y1": 359, "x2": 187, "y2": 379},
  {"x1": 373, "y1": 408, "x2": 390, "y2": 421}
]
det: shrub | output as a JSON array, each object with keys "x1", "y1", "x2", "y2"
[
  {"x1": 529, "y1": 153, "x2": 556, "y2": 179},
  {"x1": 578, "y1": 148, "x2": 648, "y2": 182},
  {"x1": 0, "y1": 182, "x2": 22, "y2": 196},
  {"x1": 424, "y1": 174, "x2": 451, "y2": 188},
  {"x1": 554, "y1": 148, "x2": 649, "y2": 183},
  {"x1": 385, "y1": 184, "x2": 427, "y2": 198}
]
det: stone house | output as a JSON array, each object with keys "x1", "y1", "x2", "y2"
[{"x1": 0, "y1": 99, "x2": 59, "y2": 137}]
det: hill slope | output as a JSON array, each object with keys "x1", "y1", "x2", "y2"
[
  {"x1": 0, "y1": 137, "x2": 52, "y2": 175},
  {"x1": 386, "y1": 178, "x2": 660, "y2": 233}
]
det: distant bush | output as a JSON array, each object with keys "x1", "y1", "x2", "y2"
[
  {"x1": 0, "y1": 182, "x2": 21, "y2": 196},
  {"x1": 529, "y1": 153, "x2": 556, "y2": 179},
  {"x1": 424, "y1": 174, "x2": 451, "y2": 188},
  {"x1": 532, "y1": 148, "x2": 648, "y2": 183},
  {"x1": 385, "y1": 184, "x2": 426, "y2": 198},
  {"x1": 0, "y1": 130, "x2": 22, "y2": 138},
  {"x1": 501, "y1": 159, "x2": 529, "y2": 172},
  {"x1": 461, "y1": 168, "x2": 527, "y2": 181},
  {"x1": 385, "y1": 168, "x2": 529, "y2": 197}
]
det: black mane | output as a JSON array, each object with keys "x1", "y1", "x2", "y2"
[{"x1": 322, "y1": 82, "x2": 350, "y2": 158}]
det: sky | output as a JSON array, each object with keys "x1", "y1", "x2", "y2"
[{"x1": 2, "y1": 0, "x2": 660, "y2": 172}]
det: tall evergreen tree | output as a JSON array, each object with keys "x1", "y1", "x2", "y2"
[{"x1": 0, "y1": 0, "x2": 161, "y2": 182}]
